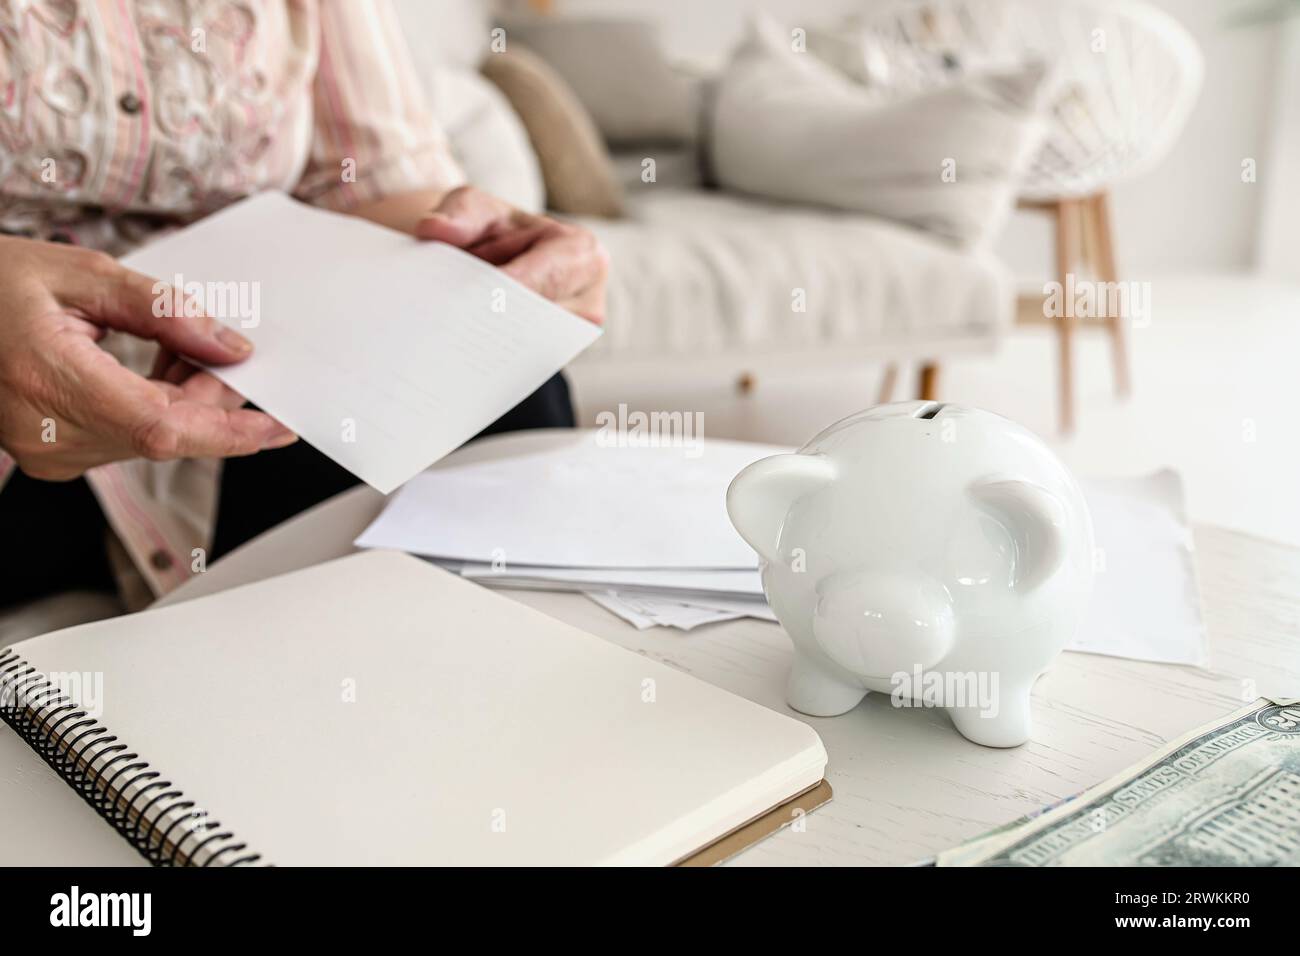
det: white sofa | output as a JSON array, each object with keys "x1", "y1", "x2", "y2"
[
  {"x1": 579, "y1": 187, "x2": 1008, "y2": 373},
  {"x1": 399, "y1": 0, "x2": 1012, "y2": 394}
]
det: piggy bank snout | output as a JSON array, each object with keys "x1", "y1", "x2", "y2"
[{"x1": 813, "y1": 572, "x2": 955, "y2": 677}]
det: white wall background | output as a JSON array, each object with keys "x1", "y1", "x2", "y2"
[
  {"x1": 1000, "y1": 0, "x2": 1279, "y2": 282},
  {"x1": 538, "y1": 0, "x2": 1285, "y2": 280},
  {"x1": 1259, "y1": 20, "x2": 1300, "y2": 282}
]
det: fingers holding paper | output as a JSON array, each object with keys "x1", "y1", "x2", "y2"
[
  {"x1": 416, "y1": 186, "x2": 609, "y2": 326},
  {"x1": 55, "y1": 247, "x2": 258, "y2": 366},
  {"x1": 147, "y1": 348, "x2": 290, "y2": 448},
  {"x1": 9, "y1": 327, "x2": 296, "y2": 480},
  {"x1": 0, "y1": 236, "x2": 295, "y2": 480}
]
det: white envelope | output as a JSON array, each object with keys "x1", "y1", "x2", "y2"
[{"x1": 356, "y1": 433, "x2": 787, "y2": 568}]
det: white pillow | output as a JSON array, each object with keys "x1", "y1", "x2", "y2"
[
  {"x1": 710, "y1": 16, "x2": 1051, "y2": 247},
  {"x1": 428, "y1": 68, "x2": 546, "y2": 213},
  {"x1": 392, "y1": 1, "x2": 543, "y2": 211}
]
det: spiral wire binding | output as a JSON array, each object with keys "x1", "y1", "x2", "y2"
[{"x1": 0, "y1": 648, "x2": 263, "y2": 866}]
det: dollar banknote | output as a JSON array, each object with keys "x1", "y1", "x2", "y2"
[{"x1": 938, "y1": 698, "x2": 1300, "y2": 866}]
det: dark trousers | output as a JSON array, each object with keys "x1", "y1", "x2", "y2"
[
  {"x1": 0, "y1": 471, "x2": 117, "y2": 611},
  {"x1": 0, "y1": 373, "x2": 576, "y2": 608}
]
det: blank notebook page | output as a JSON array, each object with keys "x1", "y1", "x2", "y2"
[{"x1": 11, "y1": 552, "x2": 825, "y2": 865}]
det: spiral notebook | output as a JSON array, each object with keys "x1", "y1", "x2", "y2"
[{"x1": 0, "y1": 552, "x2": 828, "y2": 866}]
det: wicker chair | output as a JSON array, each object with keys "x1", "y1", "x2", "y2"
[{"x1": 865, "y1": 0, "x2": 1203, "y2": 430}]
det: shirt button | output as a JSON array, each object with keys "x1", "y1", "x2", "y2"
[
  {"x1": 118, "y1": 92, "x2": 142, "y2": 115},
  {"x1": 149, "y1": 550, "x2": 174, "y2": 571}
]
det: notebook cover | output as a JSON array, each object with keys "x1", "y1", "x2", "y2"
[{"x1": 675, "y1": 780, "x2": 833, "y2": 867}]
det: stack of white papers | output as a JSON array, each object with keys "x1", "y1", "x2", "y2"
[
  {"x1": 354, "y1": 432, "x2": 780, "y2": 625},
  {"x1": 356, "y1": 434, "x2": 1206, "y2": 663}
]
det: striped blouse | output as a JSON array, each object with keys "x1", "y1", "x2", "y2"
[{"x1": 0, "y1": 0, "x2": 465, "y2": 603}]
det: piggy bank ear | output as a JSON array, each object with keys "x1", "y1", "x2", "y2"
[
  {"x1": 968, "y1": 478, "x2": 1068, "y2": 592},
  {"x1": 727, "y1": 454, "x2": 835, "y2": 564}
]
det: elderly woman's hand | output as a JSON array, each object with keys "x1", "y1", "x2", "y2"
[
  {"x1": 0, "y1": 236, "x2": 296, "y2": 481},
  {"x1": 415, "y1": 186, "x2": 609, "y2": 326}
]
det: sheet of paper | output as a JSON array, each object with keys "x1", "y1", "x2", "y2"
[
  {"x1": 457, "y1": 561, "x2": 765, "y2": 596},
  {"x1": 356, "y1": 433, "x2": 786, "y2": 567},
  {"x1": 121, "y1": 192, "x2": 601, "y2": 494},
  {"x1": 1071, "y1": 470, "x2": 1206, "y2": 665},
  {"x1": 583, "y1": 591, "x2": 657, "y2": 630},
  {"x1": 671, "y1": 594, "x2": 779, "y2": 623},
  {"x1": 584, "y1": 591, "x2": 747, "y2": 631}
]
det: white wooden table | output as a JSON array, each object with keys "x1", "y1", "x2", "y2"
[{"x1": 3, "y1": 431, "x2": 1299, "y2": 866}]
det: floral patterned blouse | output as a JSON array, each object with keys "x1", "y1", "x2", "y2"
[{"x1": 0, "y1": 0, "x2": 465, "y2": 603}]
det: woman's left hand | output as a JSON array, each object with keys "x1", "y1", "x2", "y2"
[{"x1": 414, "y1": 186, "x2": 609, "y2": 326}]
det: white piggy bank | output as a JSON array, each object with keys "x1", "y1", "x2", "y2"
[{"x1": 726, "y1": 402, "x2": 1094, "y2": 747}]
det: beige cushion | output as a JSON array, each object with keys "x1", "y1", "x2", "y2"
[{"x1": 481, "y1": 45, "x2": 624, "y2": 219}]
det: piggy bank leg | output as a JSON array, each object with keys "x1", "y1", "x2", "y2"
[
  {"x1": 946, "y1": 682, "x2": 1033, "y2": 748},
  {"x1": 786, "y1": 651, "x2": 867, "y2": 717}
]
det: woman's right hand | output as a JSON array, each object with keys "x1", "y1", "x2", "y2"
[{"x1": 0, "y1": 236, "x2": 296, "y2": 481}]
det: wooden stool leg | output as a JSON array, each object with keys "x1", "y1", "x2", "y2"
[
  {"x1": 878, "y1": 363, "x2": 899, "y2": 404},
  {"x1": 1080, "y1": 194, "x2": 1103, "y2": 280},
  {"x1": 918, "y1": 362, "x2": 940, "y2": 402},
  {"x1": 1091, "y1": 192, "x2": 1131, "y2": 398},
  {"x1": 1054, "y1": 199, "x2": 1081, "y2": 434}
]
